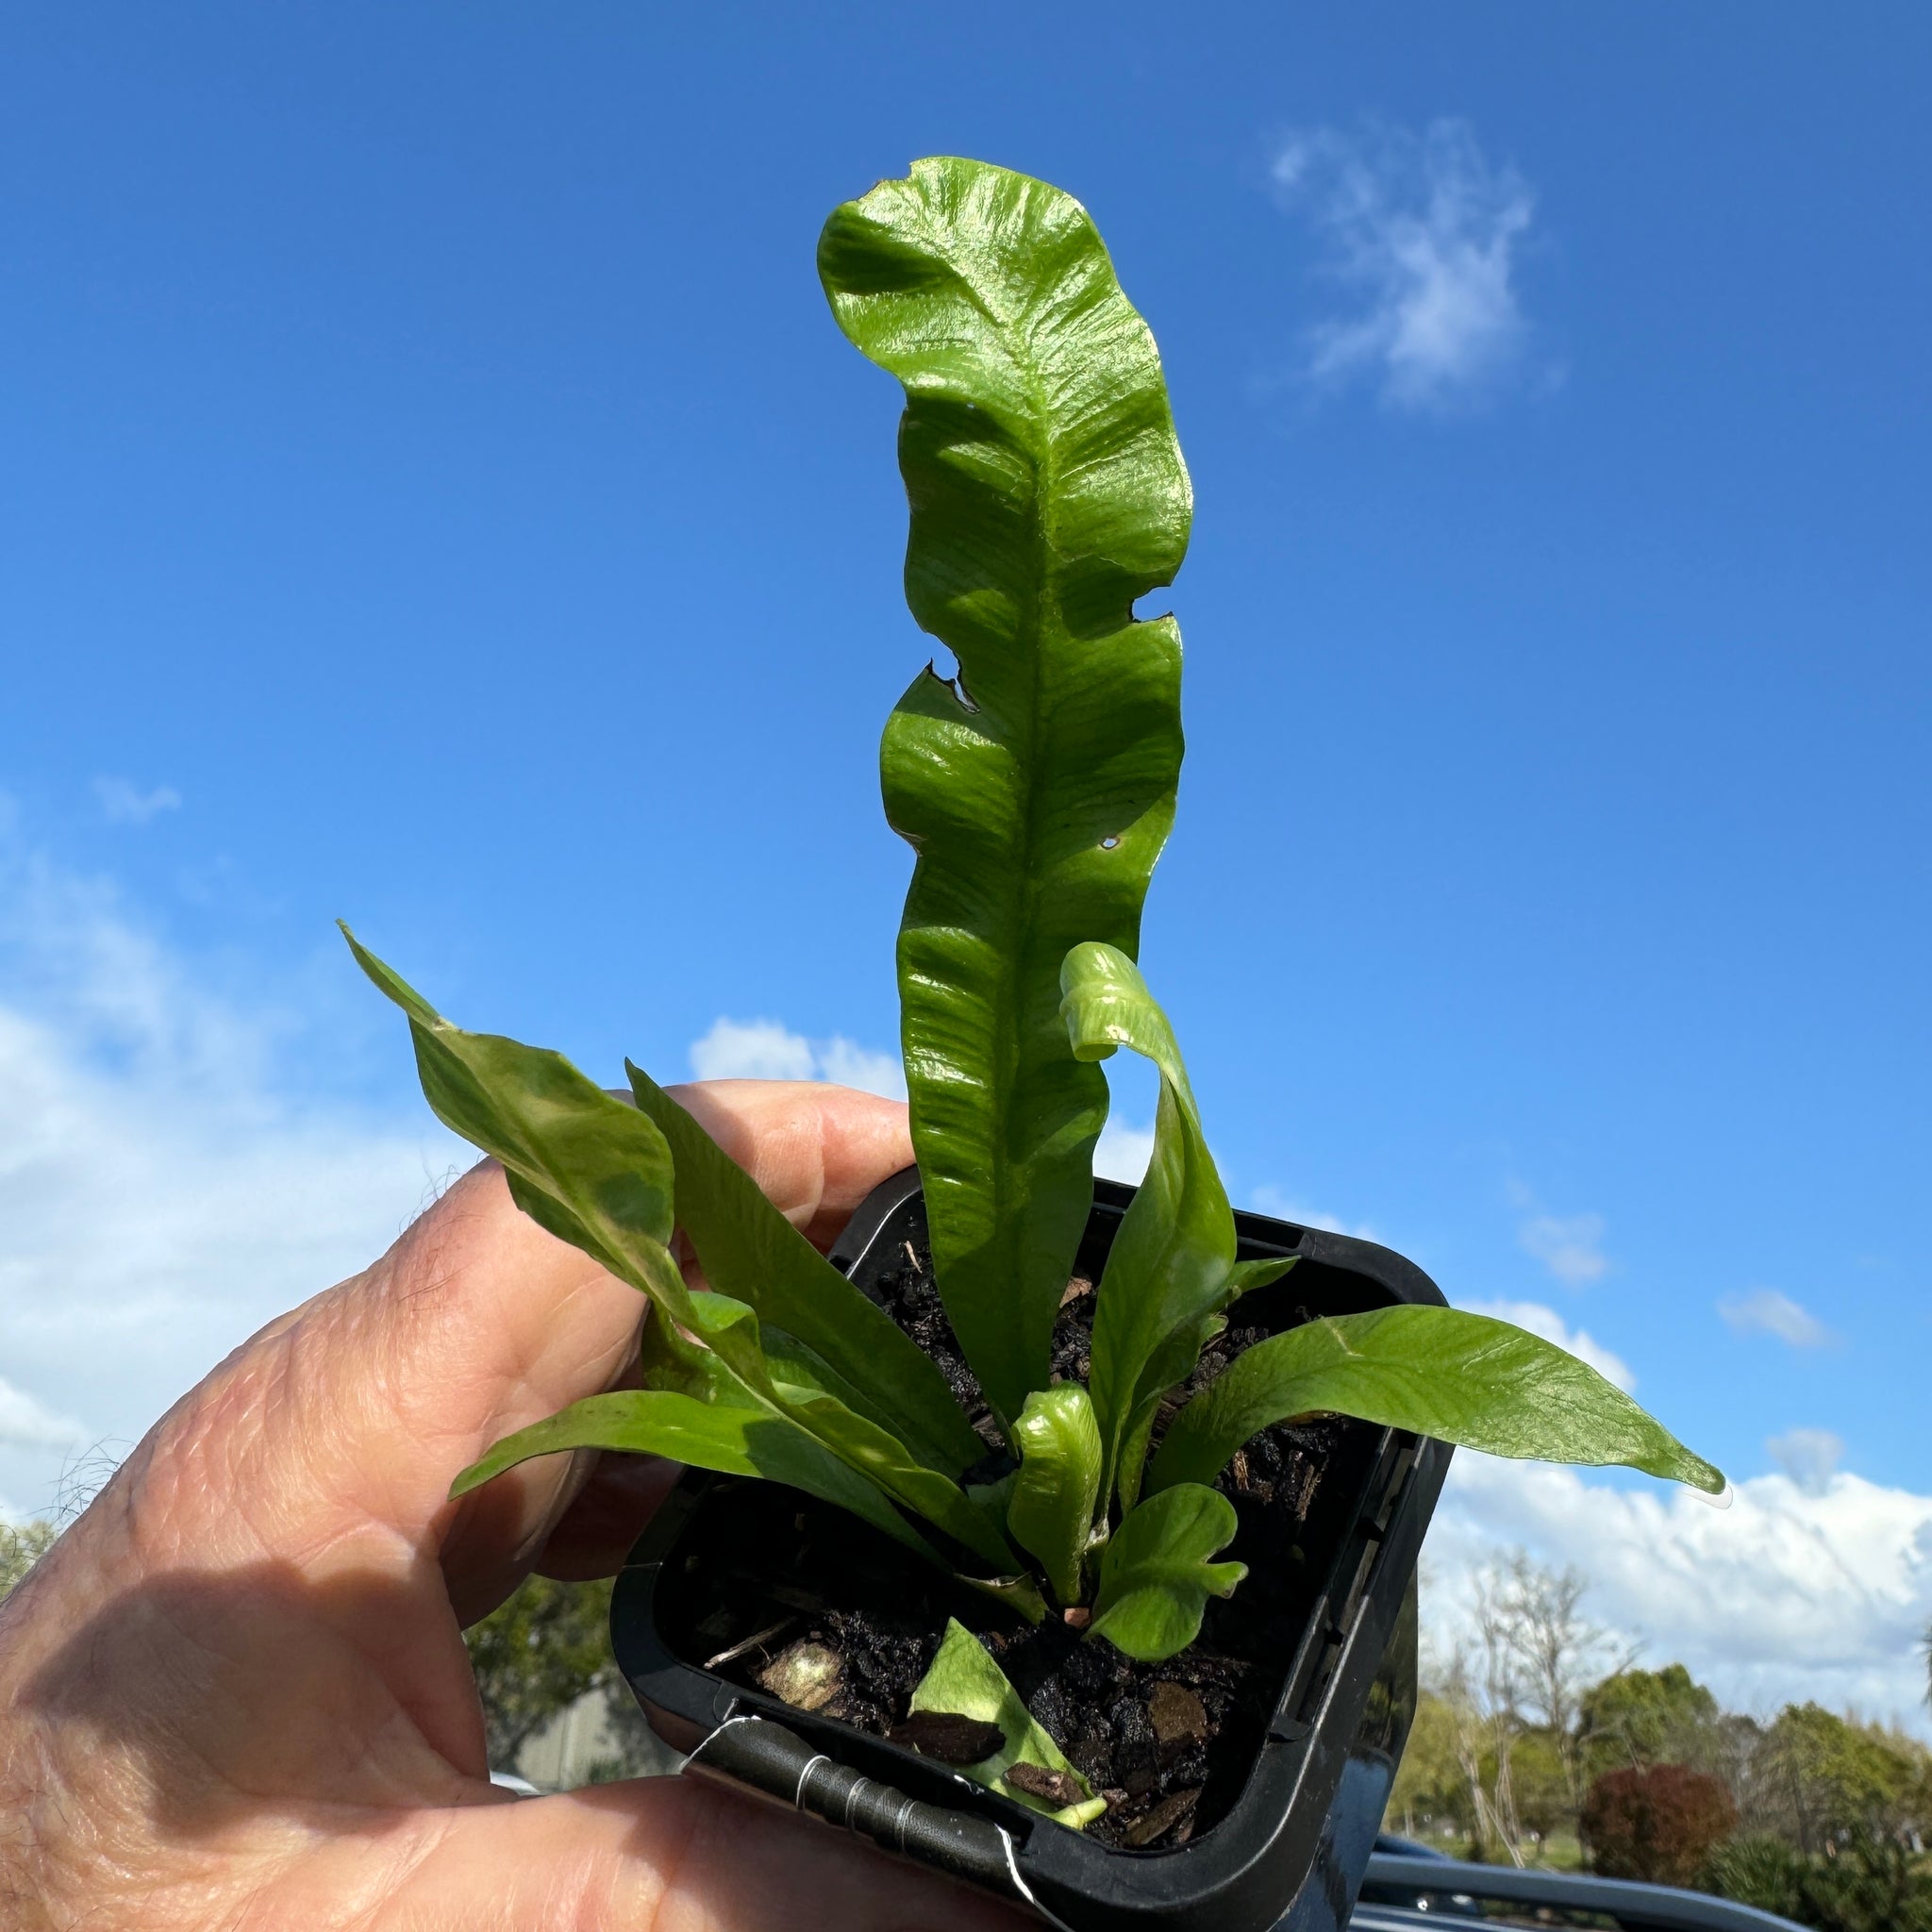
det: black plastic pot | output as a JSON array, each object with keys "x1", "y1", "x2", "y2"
[{"x1": 610, "y1": 1169, "x2": 1451, "y2": 1932}]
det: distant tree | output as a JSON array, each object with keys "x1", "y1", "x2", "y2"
[
  {"x1": 1582, "y1": 1663, "x2": 1722, "y2": 1775},
  {"x1": 1438, "y1": 1574, "x2": 1530, "y2": 1864},
  {"x1": 1387, "y1": 1690, "x2": 1467, "y2": 1841},
  {"x1": 1757, "y1": 1703, "x2": 1929, "y2": 1852},
  {"x1": 1582, "y1": 1763, "x2": 1737, "y2": 1887},
  {"x1": 1492, "y1": 1553, "x2": 1627, "y2": 1814},
  {"x1": 1507, "y1": 1728, "x2": 1574, "y2": 1845},
  {"x1": 464, "y1": 1574, "x2": 616, "y2": 1773},
  {"x1": 0, "y1": 1520, "x2": 58, "y2": 1604},
  {"x1": 1706, "y1": 1829, "x2": 1932, "y2": 1932},
  {"x1": 1431, "y1": 1550, "x2": 1627, "y2": 1863}
]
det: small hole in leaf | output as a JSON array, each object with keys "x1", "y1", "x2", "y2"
[{"x1": 1101, "y1": 835, "x2": 1121, "y2": 850}]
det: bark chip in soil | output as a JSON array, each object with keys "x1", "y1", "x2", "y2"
[
  {"x1": 1005, "y1": 1762, "x2": 1089, "y2": 1808},
  {"x1": 1124, "y1": 1787, "x2": 1201, "y2": 1849},
  {"x1": 1146, "y1": 1682, "x2": 1208, "y2": 1757},
  {"x1": 888, "y1": 1712, "x2": 1008, "y2": 1765}
]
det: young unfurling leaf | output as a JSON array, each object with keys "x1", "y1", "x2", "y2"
[
  {"x1": 1147, "y1": 1306, "x2": 1726, "y2": 1498},
  {"x1": 1007, "y1": 1384, "x2": 1103, "y2": 1607},
  {"x1": 1060, "y1": 941, "x2": 1290, "y2": 1512},
  {"x1": 1087, "y1": 1484, "x2": 1246, "y2": 1664}
]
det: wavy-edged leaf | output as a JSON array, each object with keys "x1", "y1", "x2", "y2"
[
  {"x1": 1147, "y1": 1307, "x2": 1726, "y2": 1497},
  {"x1": 821, "y1": 157, "x2": 1191, "y2": 1429},
  {"x1": 627, "y1": 1062, "x2": 980, "y2": 1476},
  {"x1": 1061, "y1": 941, "x2": 1289, "y2": 1513},
  {"x1": 449, "y1": 1389, "x2": 942, "y2": 1564},
  {"x1": 1087, "y1": 1483, "x2": 1245, "y2": 1664},
  {"x1": 1007, "y1": 1384, "x2": 1103, "y2": 1606},
  {"x1": 908, "y1": 1618, "x2": 1108, "y2": 1829}
]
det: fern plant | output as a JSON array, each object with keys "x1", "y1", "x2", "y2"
[{"x1": 347, "y1": 156, "x2": 1720, "y2": 1824}]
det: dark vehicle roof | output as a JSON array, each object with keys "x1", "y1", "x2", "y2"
[{"x1": 1354, "y1": 1852, "x2": 1808, "y2": 1930}]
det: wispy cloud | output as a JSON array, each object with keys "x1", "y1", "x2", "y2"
[
  {"x1": 689, "y1": 1016, "x2": 905, "y2": 1100},
  {"x1": 93, "y1": 777, "x2": 182, "y2": 825},
  {"x1": 1427, "y1": 1453, "x2": 1932, "y2": 1730},
  {"x1": 1518, "y1": 1209, "x2": 1608, "y2": 1288},
  {"x1": 1270, "y1": 118, "x2": 1542, "y2": 411},
  {"x1": 1248, "y1": 1184, "x2": 1376, "y2": 1241},
  {"x1": 1461, "y1": 1297, "x2": 1634, "y2": 1391},
  {"x1": 1768, "y1": 1428, "x2": 1846, "y2": 1498},
  {"x1": 1720, "y1": 1288, "x2": 1835, "y2": 1349}
]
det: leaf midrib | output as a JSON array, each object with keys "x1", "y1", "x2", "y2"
[{"x1": 934, "y1": 210, "x2": 1071, "y2": 1275}]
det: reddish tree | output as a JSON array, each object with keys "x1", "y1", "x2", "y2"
[{"x1": 1583, "y1": 1763, "x2": 1739, "y2": 1888}]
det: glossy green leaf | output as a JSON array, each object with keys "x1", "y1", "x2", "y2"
[
  {"x1": 765, "y1": 1355, "x2": 1021, "y2": 1574},
  {"x1": 627, "y1": 1062, "x2": 982, "y2": 1476},
  {"x1": 449, "y1": 1389, "x2": 943, "y2": 1565},
  {"x1": 1147, "y1": 1307, "x2": 1727, "y2": 1497},
  {"x1": 342, "y1": 925, "x2": 691, "y2": 1307},
  {"x1": 908, "y1": 1619, "x2": 1108, "y2": 1829},
  {"x1": 632, "y1": 1318, "x2": 1045, "y2": 1621},
  {"x1": 1227, "y1": 1256, "x2": 1299, "y2": 1300},
  {"x1": 344, "y1": 931, "x2": 815, "y2": 1420},
  {"x1": 1006, "y1": 1384, "x2": 1103, "y2": 1606},
  {"x1": 1086, "y1": 1483, "x2": 1246, "y2": 1664},
  {"x1": 1061, "y1": 941, "x2": 1289, "y2": 1513},
  {"x1": 347, "y1": 929, "x2": 1017, "y2": 1571},
  {"x1": 821, "y1": 157, "x2": 1191, "y2": 1428}
]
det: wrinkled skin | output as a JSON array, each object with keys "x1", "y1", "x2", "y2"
[{"x1": 0, "y1": 1081, "x2": 1024, "y2": 1932}]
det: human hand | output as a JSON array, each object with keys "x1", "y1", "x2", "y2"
[{"x1": 0, "y1": 1081, "x2": 1026, "y2": 1931}]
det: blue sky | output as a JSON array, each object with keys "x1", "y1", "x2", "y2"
[{"x1": 3, "y1": 6, "x2": 1928, "y2": 1720}]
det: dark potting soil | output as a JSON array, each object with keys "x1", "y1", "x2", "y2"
[{"x1": 657, "y1": 1236, "x2": 1363, "y2": 1854}]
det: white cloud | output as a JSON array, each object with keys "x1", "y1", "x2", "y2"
[
  {"x1": 1248, "y1": 1184, "x2": 1377, "y2": 1241},
  {"x1": 1271, "y1": 118, "x2": 1541, "y2": 410},
  {"x1": 0, "y1": 1376, "x2": 89, "y2": 1453},
  {"x1": 814, "y1": 1037, "x2": 908, "y2": 1101},
  {"x1": 92, "y1": 777, "x2": 182, "y2": 825},
  {"x1": 1769, "y1": 1428, "x2": 1846, "y2": 1498},
  {"x1": 689, "y1": 1016, "x2": 906, "y2": 1100},
  {"x1": 689, "y1": 1017, "x2": 816, "y2": 1082},
  {"x1": 1720, "y1": 1288, "x2": 1834, "y2": 1349},
  {"x1": 1518, "y1": 1209, "x2": 1608, "y2": 1287},
  {"x1": 1460, "y1": 1298, "x2": 1635, "y2": 1392},
  {"x1": 1094, "y1": 1120, "x2": 1156, "y2": 1185},
  {"x1": 1426, "y1": 1454, "x2": 1932, "y2": 1731},
  {"x1": 0, "y1": 836, "x2": 462, "y2": 1515}
]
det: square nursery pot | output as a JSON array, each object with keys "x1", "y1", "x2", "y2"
[{"x1": 609, "y1": 1169, "x2": 1450, "y2": 1932}]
